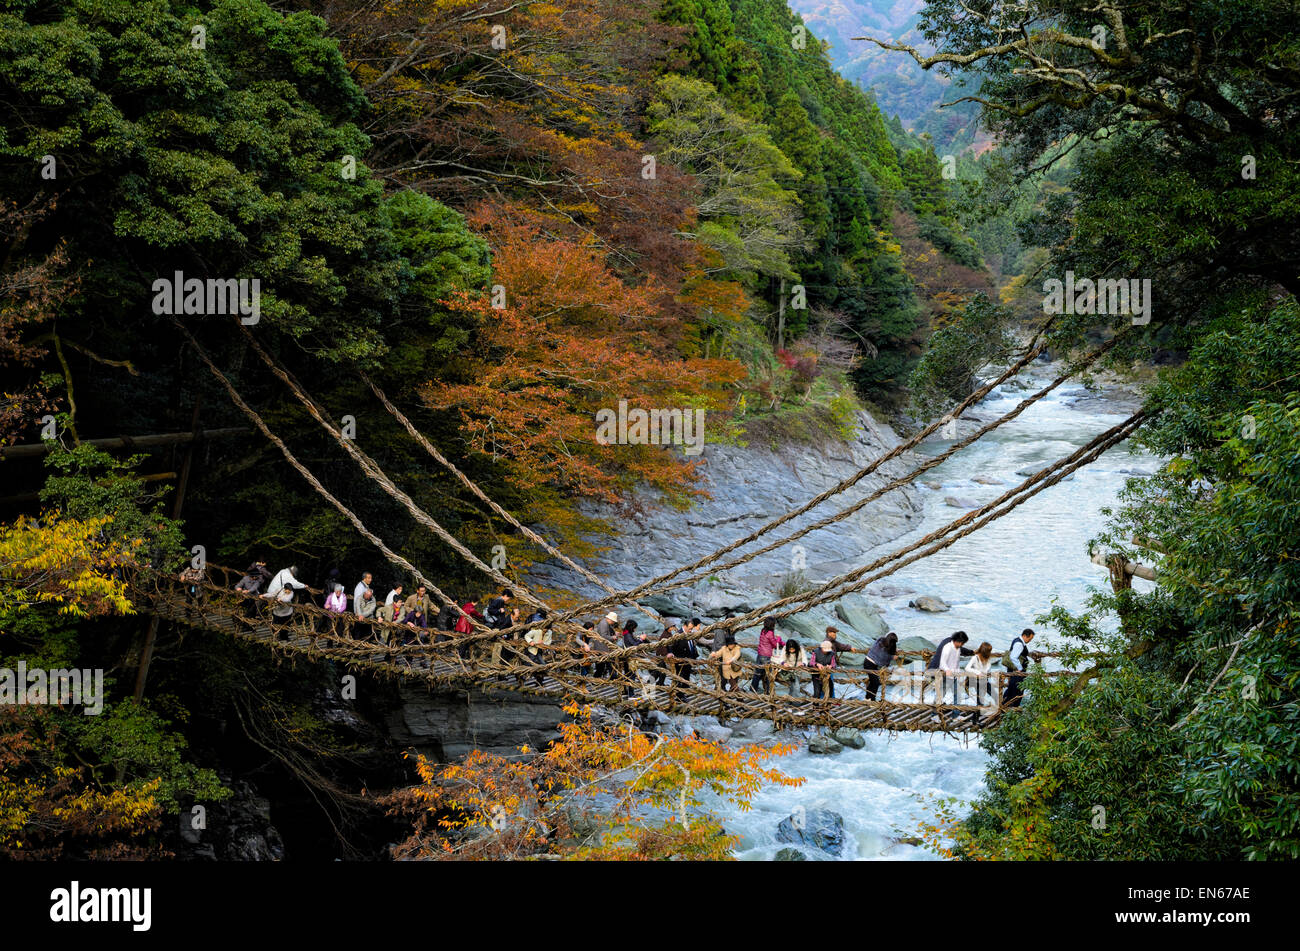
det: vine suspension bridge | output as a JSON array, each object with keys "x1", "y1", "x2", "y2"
[{"x1": 65, "y1": 318, "x2": 1154, "y2": 734}]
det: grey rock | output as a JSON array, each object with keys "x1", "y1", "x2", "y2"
[
  {"x1": 808, "y1": 734, "x2": 843, "y2": 755},
  {"x1": 924, "y1": 481, "x2": 943, "y2": 490},
  {"x1": 729, "y1": 719, "x2": 775, "y2": 742},
  {"x1": 834, "y1": 593, "x2": 889, "y2": 641},
  {"x1": 775, "y1": 847, "x2": 807, "y2": 861},
  {"x1": 387, "y1": 683, "x2": 567, "y2": 760},
  {"x1": 782, "y1": 607, "x2": 844, "y2": 646},
  {"x1": 909, "y1": 595, "x2": 950, "y2": 613},
  {"x1": 897, "y1": 635, "x2": 938, "y2": 654},
  {"x1": 830, "y1": 727, "x2": 865, "y2": 749},
  {"x1": 639, "y1": 593, "x2": 694, "y2": 617},
  {"x1": 776, "y1": 808, "x2": 845, "y2": 856},
  {"x1": 944, "y1": 496, "x2": 977, "y2": 509},
  {"x1": 868, "y1": 584, "x2": 915, "y2": 599},
  {"x1": 693, "y1": 585, "x2": 755, "y2": 618},
  {"x1": 525, "y1": 410, "x2": 924, "y2": 607},
  {"x1": 697, "y1": 724, "x2": 734, "y2": 744},
  {"x1": 972, "y1": 476, "x2": 1004, "y2": 485},
  {"x1": 189, "y1": 780, "x2": 286, "y2": 862}
]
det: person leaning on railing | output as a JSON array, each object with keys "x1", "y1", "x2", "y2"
[
  {"x1": 863, "y1": 632, "x2": 898, "y2": 701},
  {"x1": 521, "y1": 611, "x2": 550, "y2": 686},
  {"x1": 234, "y1": 562, "x2": 271, "y2": 619},
  {"x1": 775, "y1": 639, "x2": 808, "y2": 697},
  {"x1": 808, "y1": 640, "x2": 838, "y2": 699},
  {"x1": 710, "y1": 634, "x2": 743, "y2": 693}
]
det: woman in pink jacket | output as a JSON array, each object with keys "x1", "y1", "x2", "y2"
[{"x1": 750, "y1": 616, "x2": 785, "y2": 693}]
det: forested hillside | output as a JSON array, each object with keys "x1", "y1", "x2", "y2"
[{"x1": 0, "y1": 0, "x2": 981, "y2": 857}]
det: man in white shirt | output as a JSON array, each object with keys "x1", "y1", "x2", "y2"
[
  {"x1": 354, "y1": 572, "x2": 373, "y2": 612},
  {"x1": 937, "y1": 631, "x2": 970, "y2": 704},
  {"x1": 385, "y1": 583, "x2": 403, "y2": 607},
  {"x1": 265, "y1": 565, "x2": 307, "y2": 599},
  {"x1": 264, "y1": 566, "x2": 308, "y2": 629}
]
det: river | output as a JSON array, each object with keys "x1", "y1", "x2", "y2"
[{"x1": 720, "y1": 363, "x2": 1158, "y2": 860}]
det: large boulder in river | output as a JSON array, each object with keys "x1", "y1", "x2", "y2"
[
  {"x1": 896, "y1": 635, "x2": 938, "y2": 654},
  {"x1": 834, "y1": 593, "x2": 888, "y2": 641},
  {"x1": 807, "y1": 734, "x2": 843, "y2": 755},
  {"x1": 775, "y1": 847, "x2": 807, "y2": 861},
  {"x1": 909, "y1": 595, "x2": 951, "y2": 613},
  {"x1": 776, "y1": 808, "x2": 845, "y2": 856},
  {"x1": 830, "y1": 727, "x2": 865, "y2": 749},
  {"x1": 782, "y1": 607, "x2": 849, "y2": 646}
]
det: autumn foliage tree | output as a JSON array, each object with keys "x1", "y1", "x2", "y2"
[
  {"x1": 420, "y1": 207, "x2": 745, "y2": 508},
  {"x1": 0, "y1": 709, "x2": 166, "y2": 860},
  {"x1": 381, "y1": 703, "x2": 802, "y2": 860}
]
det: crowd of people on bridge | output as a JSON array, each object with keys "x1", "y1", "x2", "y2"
[{"x1": 221, "y1": 560, "x2": 1041, "y2": 709}]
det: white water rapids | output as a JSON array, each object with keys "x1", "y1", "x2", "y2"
[{"x1": 719, "y1": 366, "x2": 1158, "y2": 860}]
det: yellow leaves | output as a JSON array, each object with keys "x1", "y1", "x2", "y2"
[{"x1": 0, "y1": 512, "x2": 138, "y2": 618}]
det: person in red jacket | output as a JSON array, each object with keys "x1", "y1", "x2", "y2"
[
  {"x1": 751, "y1": 616, "x2": 785, "y2": 692},
  {"x1": 453, "y1": 601, "x2": 485, "y2": 660}
]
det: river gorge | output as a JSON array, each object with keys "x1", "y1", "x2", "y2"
[{"x1": 521, "y1": 356, "x2": 1156, "y2": 860}]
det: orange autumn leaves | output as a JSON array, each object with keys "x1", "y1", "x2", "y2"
[
  {"x1": 383, "y1": 702, "x2": 801, "y2": 860},
  {"x1": 420, "y1": 210, "x2": 745, "y2": 506}
]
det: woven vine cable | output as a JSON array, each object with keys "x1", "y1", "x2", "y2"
[
  {"x1": 237, "y1": 323, "x2": 548, "y2": 614},
  {"x1": 518, "y1": 411, "x2": 1149, "y2": 678},
  {"x1": 546, "y1": 339, "x2": 1051, "y2": 621},
  {"x1": 597, "y1": 334, "x2": 1128, "y2": 603},
  {"x1": 358, "y1": 368, "x2": 669, "y2": 625},
  {"x1": 365, "y1": 337, "x2": 1113, "y2": 625},
  {"x1": 740, "y1": 414, "x2": 1150, "y2": 627},
  {"x1": 175, "y1": 320, "x2": 493, "y2": 633}
]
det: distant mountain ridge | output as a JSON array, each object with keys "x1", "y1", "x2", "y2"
[{"x1": 787, "y1": 0, "x2": 985, "y2": 150}]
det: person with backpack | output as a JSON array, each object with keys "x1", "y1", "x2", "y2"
[
  {"x1": 179, "y1": 561, "x2": 206, "y2": 611},
  {"x1": 863, "y1": 632, "x2": 898, "y2": 701},
  {"x1": 592, "y1": 612, "x2": 619, "y2": 678},
  {"x1": 751, "y1": 617, "x2": 784, "y2": 693},
  {"x1": 575, "y1": 621, "x2": 597, "y2": 677},
  {"x1": 1002, "y1": 628, "x2": 1036, "y2": 707},
  {"x1": 486, "y1": 589, "x2": 514, "y2": 630}
]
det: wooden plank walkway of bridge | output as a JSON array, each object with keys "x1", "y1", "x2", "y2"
[{"x1": 137, "y1": 573, "x2": 1057, "y2": 735}]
